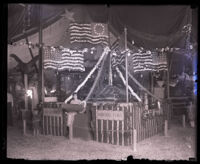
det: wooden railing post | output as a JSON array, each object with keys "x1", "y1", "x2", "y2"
[
  {"x1": 164, "y1": 120, "x2": 168, "y2": 136},
  {"x1": 133, "y1": 129, "x2": 137, "y2": 152}
]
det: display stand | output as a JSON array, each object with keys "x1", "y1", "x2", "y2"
[{"x1": 62, "y1": 104, "x2": 84, "y2": 140}]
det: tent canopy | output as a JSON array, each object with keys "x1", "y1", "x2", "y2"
[
  {"x1": 8, "y1": 4, "x2": 197, "y2": 44},
  {"x1": 7, "y1": 4, "x2": 198, "y2": 73}
]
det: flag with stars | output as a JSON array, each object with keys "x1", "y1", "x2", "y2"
[
  {"x1": 43, "y1": 46, "x2": 85, "y2": 72},
  {"x1": 69, "y1": 22, "x2": 109, "y2": 45},
  {"x1": 43, "y1": 47, "x2": 62, "y2": 70}
]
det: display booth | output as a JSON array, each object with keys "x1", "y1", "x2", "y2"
[{"x1": 7, "y1": 5, "x2": 196, "y2": 151}]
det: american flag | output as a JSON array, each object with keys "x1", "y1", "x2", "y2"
[
  {"x1": 111, "y1": 48, "x2": 167, "y2": 72},
  {"x1": 129, "y1": 51, "x2": 168, "y2": 72},
  {"x1": 69, "y1": 23, "x2": 109, "y2": 45},
  {"x1": 111, "y1": 50, "x2": 125, "y2": 68},
  {"x1": 43, "y1": 47, "x2": 85, "y2": 72}
]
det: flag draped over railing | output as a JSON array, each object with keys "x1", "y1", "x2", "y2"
[
  {"x1": 43, "y1": 46, "x2": 85, "y2": 72},
  {"x1": 69, "y1": 22, "x2": 109, "y2": 45}
]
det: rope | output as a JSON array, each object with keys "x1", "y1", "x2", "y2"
[
  {"x1": 121, "y1": 65, "x2": 162, "y2": 102},
  {"x1": 64, "y1": 47, "x2": 110, "y2": 114},
  {"x1": 84, "y1": 51, "x2": 108, "y2": 102},
  {"x1": 64, "y1": 46, "x2": 110, "y2": 104},
  {"x1": 115, "y1": 67, "x2": 141, "y2": 102}
]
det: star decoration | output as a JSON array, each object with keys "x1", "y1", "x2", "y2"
[{"x1": 61, "y1": 9, "x2": 75, "y2": 22}]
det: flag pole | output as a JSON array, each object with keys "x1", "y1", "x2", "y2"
[{"x1": 124, "y1": 27, "x2": 129, "y2": 104}]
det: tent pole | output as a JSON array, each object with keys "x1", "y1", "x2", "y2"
[
  {"x1": 167, "y1": 55, "x2": 170, "y2": 99},
  {"x1": 24, "y1": 74, "x2": 28, "y2": 110},
  {"x1": 124, "y1": 27, "x2": 129, "y2": 103},
  {"x1": 150, "y1": 72, "x2": 154, "y2": 104},
  {"x1": 25, "y1": 37, "x2": 38, "y2": 73},
  {"x1": 23, "y1": 74, "x2": 28, "y2": 135},
  {"x1": 38, "y1": 5, "x2": 44, "y2": 104},
  {"x1": 167, "y1": 71, "x2": 169, "y2": 98}
]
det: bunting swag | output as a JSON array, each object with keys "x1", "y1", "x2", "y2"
[
  {"x1": 69, "y1": 23, "x2": 109, "y2": 45},
  {"x1": 43, "y1": 47, "x2": 85, "y2": 72}
]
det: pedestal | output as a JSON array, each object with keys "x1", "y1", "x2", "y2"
[
  {"x1": 66, "y1": 112, "x2": 77, "y2": 140},
  {"x1": 21, "y1": 110, "x2": 28, "y2": 135}
]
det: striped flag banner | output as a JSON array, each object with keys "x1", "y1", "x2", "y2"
[
  {"x1": 111, "y1": 50, "x2": 125, "y2": 68},
  {"x1": 43, "y1": 47, "x2": 85, "y2": 72},
  {"x1": 69, "y1": 22, "x2": 109, "y2": 45},
  {"x1": 111, "y1": 48, "x2": 167, "y2": 72},
  {"x1": 129, "y1": 51, "x2": 168, "y2": 72}
]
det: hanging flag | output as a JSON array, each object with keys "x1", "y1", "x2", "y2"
[
  {"x1": 151, "y1": 52, "x2": 168, "y2": 71},
  {"x1": 43, "y1": 47, "x2": 62, "y2": 70},
  {"x1": 130, "y1": 51, "x2": 153, "y2": 72},
  {"x1": 129, "y1": 50, "x2": 168, "y2": 72},
  {"x1": 111, "y1": 48, "x2": 167, "y2": 72},
  {"x1": 43, "y1": 47, "x2": 85, "y2": 72},
  {"x1": 109, "y1": 31, "x2": 118, "y2": 48},
  {"x1": 110, "y1": 32, "x2": 127, "y2": 68},
  {"x1": 111, "y1": 50, "x2": 125, "y2": 68},
  {"x1": 69, "y1": 22, "x2": 109, "y2": 45}
]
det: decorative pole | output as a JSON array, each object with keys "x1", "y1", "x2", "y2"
[
  {"x1": 107, "y1": 5, "x2": 113, "y2": 86},
  {"x1": 124, "y1": 27, "x2": 129, "y2": 104},
  {"x1": 109, "y1": 47, "x2": 113, "y2": 85}
]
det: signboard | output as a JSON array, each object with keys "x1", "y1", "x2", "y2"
[
  {"x1": 43, "y1": 108, "x2": 62, "y2": 115},
  {"x1": 96, "y1": 110, "x2": 124, "y2": 121}
]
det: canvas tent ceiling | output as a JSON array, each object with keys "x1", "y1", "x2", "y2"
[
  {"x1": 8, "y1": 4, "x2": 197, "y2": 43},
  {"x1": 7, "y1": 4, "x2": 197, "y2": 72}
]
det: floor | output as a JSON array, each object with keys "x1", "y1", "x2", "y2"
[{"x1": 6, "y1": 117, "x2": 196, "y2": 161}]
